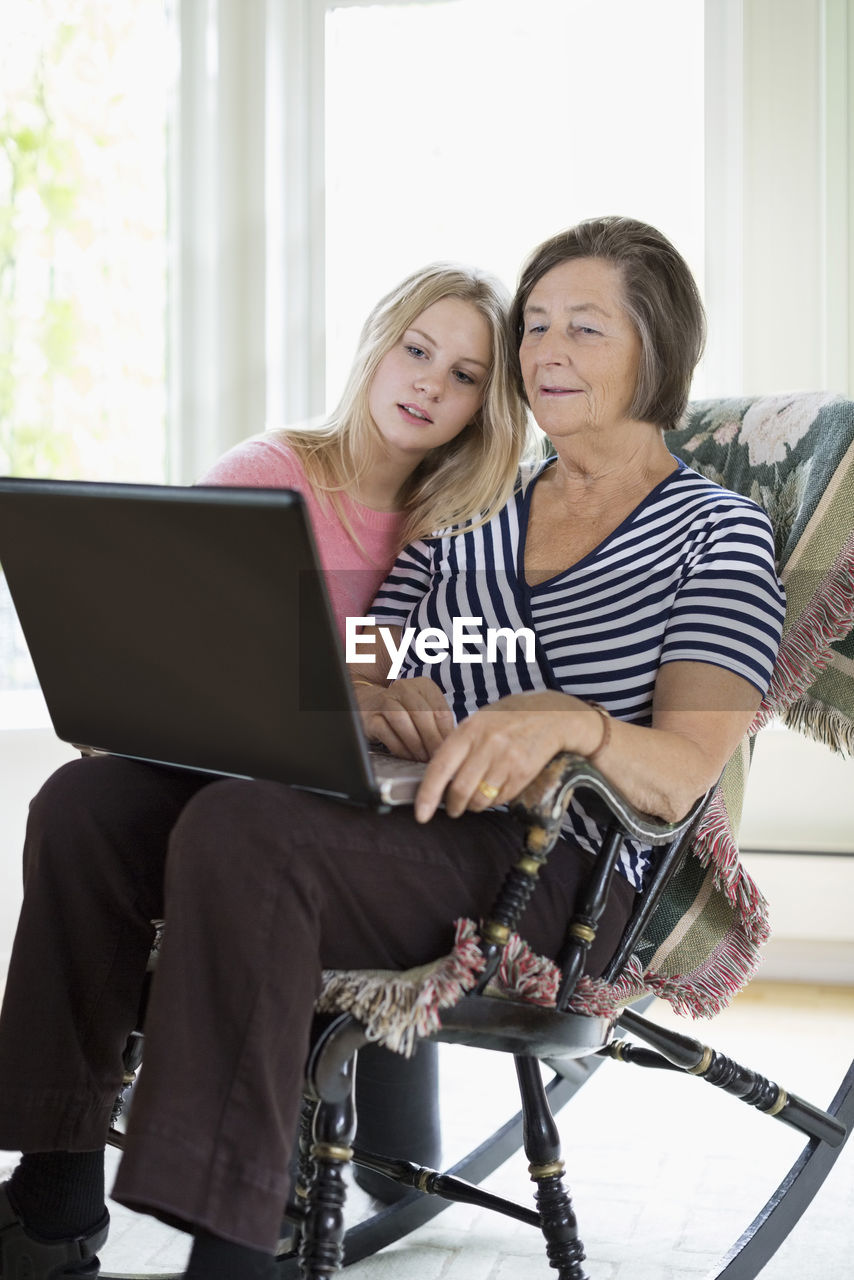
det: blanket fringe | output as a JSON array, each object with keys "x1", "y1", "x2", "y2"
[
  {"x1": 781, "y1": 696, "x2": 854, "y2": 755},
  {"x1": 687, "y1": 790, "x2": 770, "y2": 946},
  {"x1": 754, "y1": 534, "x2": 854, "y2": 744},
  {"x1": 316, "y1": 918, "x2": 485, "y2": 1057},
  {"x1": 563, "y1": 958, "x2": 646, "y2": 1018},
  {"x1": 317, "y1": 886, "x2": 771, "y2": 1057},
  {"x1": 565, "y1": 911, "x2": 767, "y2": 1022},
  {"x1": 317, "y1": 921, "x2": 564, "y2": 1055},
  {"x1": 492, "y1": 930, "x2": 561, "y2": 1005}
]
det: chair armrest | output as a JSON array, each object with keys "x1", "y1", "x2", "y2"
[
  {"x1": 473, "y1": 754, "x2": 713, "y2": 999},
  {"x1": 510, "y1": 751, "x2": 709, "y2": 855}
]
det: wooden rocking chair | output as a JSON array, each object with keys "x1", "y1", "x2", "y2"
[{"x1": 106, "y1": 391, "x2": 854, "y2": 1280}]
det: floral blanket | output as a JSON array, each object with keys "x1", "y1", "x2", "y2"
[
  {"x1": 670, "y1": 393, "x2": 854, "y2": 754},
  {"x1": 572, "y1": 393, "x2": 854, "y2": 1020}
]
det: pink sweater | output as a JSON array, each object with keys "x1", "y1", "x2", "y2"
[{"x1": 198, "y1": 437, "x2": 406, "y2": 639}]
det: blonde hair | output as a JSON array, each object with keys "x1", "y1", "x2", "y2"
[{"x1": 273, "y1": 263, "x2": 533, "y2": 547}]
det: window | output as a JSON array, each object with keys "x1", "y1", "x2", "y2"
[
  {"x1": 324, "y1": 0, "x2": 705, "y2": 403},
  {"x1": 1, "y1": 0, "x2": 173, "y2": 700},
  {"x1": 0, "y1": 0, "x2": 173, "y2": 482}
]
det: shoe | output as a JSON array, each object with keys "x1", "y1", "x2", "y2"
[{"x1": 0, "y1": 1183, "x2": 108, "y2": 1278}]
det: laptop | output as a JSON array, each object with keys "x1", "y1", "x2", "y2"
[{"x1": 0, "y1": 476, "x2": 427, "y2": 809}]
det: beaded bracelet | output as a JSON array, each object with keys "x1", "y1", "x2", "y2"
[{"x1": 586, "y1": 701, "x2": 612, "y2": 763}]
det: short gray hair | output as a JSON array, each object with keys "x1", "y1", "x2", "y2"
[{"x1": 509, "y1": 216, "x2": 706, "y2": 430}]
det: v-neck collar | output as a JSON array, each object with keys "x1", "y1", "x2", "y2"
[{"x1": 517, "y1": 455, "x2": 685, "y2": 591}]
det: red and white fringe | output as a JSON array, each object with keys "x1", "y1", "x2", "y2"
[
  {"x1": 754, "y1": 533, "x2": 854, "y2": 744},
  {"x1": 316, "y1": 918, "x2": 485, "y2": 1056},
  {"x1": 491, "y1": 930, "x2": 561, "y2": 1006}
]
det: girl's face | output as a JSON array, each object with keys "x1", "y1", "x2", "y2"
[{"x1": 367, "y1": 297, "x2": 492, "y2": 463}]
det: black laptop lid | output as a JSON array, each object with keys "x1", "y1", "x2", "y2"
[{"x1": 0, "y1": 477, "x2": 380, "y2": 804}]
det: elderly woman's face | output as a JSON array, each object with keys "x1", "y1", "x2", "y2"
[{"x1": 519, "y1": 257, "x2": 641, "y2": 439}]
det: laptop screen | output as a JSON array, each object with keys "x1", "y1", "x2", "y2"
[{"x1": 0, "y1": 478, "x2": 382, "y2": 805}]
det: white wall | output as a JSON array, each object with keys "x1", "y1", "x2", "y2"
[
  {"x1": 705, "y1": 0, "x2": 853, "y2": 397},
  {"x1": 740, "y1": 729, "x2": 854, "y2": 984}
]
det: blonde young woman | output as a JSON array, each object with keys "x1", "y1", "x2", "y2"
[
  {"x1": 198, "y1": 260, "x2": 532, "y2": 1208},
  {"x1": 200, "y1": 262, "x2": 532, "y2": 637},
  {"x1": 0, "y1": 263, "x2": 531, "y2": 1280}
]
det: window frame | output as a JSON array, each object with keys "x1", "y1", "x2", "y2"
[{"x1": 171, "y1": 0, "x2": 852, "y2": 485}]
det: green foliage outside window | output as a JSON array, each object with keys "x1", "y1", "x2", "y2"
[{"x1": 0, "y1": 0, "x2": 170, "y2": 482}]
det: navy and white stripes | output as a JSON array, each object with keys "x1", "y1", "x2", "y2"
[{"x1": 371, "y1": 459, "x2": 786, "y2": 889}]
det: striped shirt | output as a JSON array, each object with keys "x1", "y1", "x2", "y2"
[{"x1": 371, "y1": 458, "x2": 786, "y2": 889}]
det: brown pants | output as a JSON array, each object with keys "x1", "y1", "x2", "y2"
[{"x1": 0, "y1": 755, "x2": 634, "y2": 1250}]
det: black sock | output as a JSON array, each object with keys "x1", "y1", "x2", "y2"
[
  {"x1": 185, "y1": 1231, "x2": 277, "y2": 1280},
  {"x1": 6, "y1": 1149, "x2": 106, "y2": 1241}
]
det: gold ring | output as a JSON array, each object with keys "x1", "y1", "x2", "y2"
[{"x1": 477, "y1": 780, "x2": 500, "y2": 802}]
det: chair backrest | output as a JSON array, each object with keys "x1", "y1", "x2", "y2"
[
  {"x1": 589, "y1": 392, "x2": 854, "y2": 1020},
  {"x1": 668, "y1": 392, "x2": 854, "y2": 753}
]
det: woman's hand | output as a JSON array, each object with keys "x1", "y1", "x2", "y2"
[
  {"x1": 413, "y1": 690, "x2": 599, "y2": 823},
  {"x1": 354, "y1": 677, "x2": 455, "y2": 763},
  {"x1": 410, "y1": 662, "x2": 764, "y2": 827}
]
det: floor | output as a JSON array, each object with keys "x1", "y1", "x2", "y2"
[{"x1": 2, "y1": 980, "x2": 852, "y2": 1279}]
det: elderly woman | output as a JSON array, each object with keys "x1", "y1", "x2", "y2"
[
  {"x1": 362, "y1": 217, "x2": 786, "y2": 885},
  {"x1": 0, "y1": 219, "x2": 785, "y2": 1280}
]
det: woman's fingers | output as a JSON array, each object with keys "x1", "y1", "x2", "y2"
[
  {"x1": 377, "y1": 697, "x2": 433, "y2": 761},
  {"x1": 414, "y1": 697, "x2": 572, "y2": 823},
  {"x1": 383, "y1": 680, "x2": 453, "y2": 761},
  {"x1": 360, "y1": 687, "x2": 577, "y2": 818},
  {"x1": 405, "y1": 686, "x2": 454, "y2": 757},
  {"x1": 414, "y1": 724, "x2": 510, "y2": 821},
  {"x1": 366, "y1": 715, "x2": 417, "y2": 761},
  {"x1": 356, "y1": 678, "x2": 454, "y2": 762}
]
